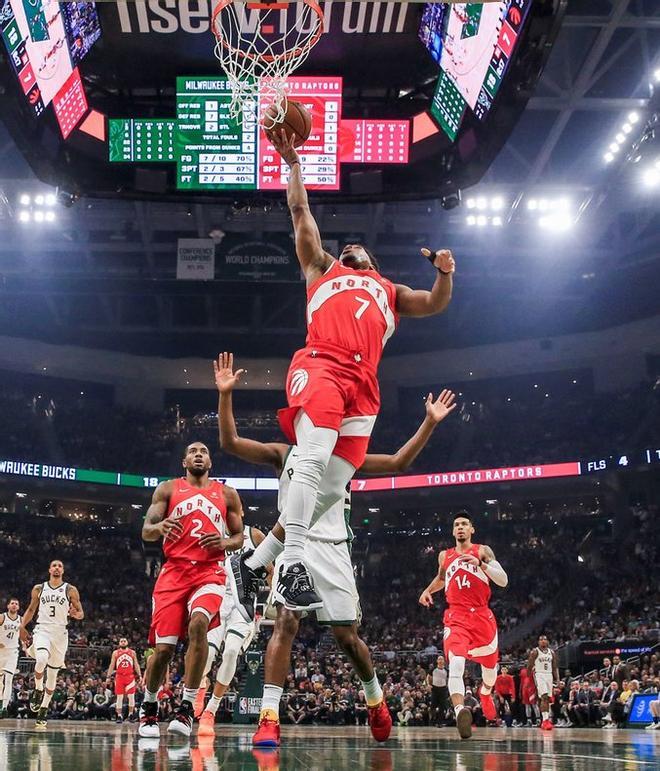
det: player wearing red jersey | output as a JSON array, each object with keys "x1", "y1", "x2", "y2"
[
  {"x1": 107, "y1": 637, "x2": 141, "y2": 723},
  {"x1": 419, "y1": 513, "x2": 508, "y2": 739},
  {"x1": 261, "y1": 129, "x2": 455, "y2": 613},
  {"x1": 138, "y1": 442, "x2": 244, "y2": 738}
]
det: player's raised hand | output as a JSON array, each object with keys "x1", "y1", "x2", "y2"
[
  {"x1": 418, "y1": 589, "x2": 434, "y2": 607},
  {"x1": 214, "y1": 352, "x2": 245, "y2": 393},
  {"x1": 270, "y1": 127, "x2": 300, "y2": 168},
  {"x1": 421, "y1": 248, "x2": 455, "y2": 275},
  {"x1": 425, "y1": 390, "x2": 457, "y2": 424},
  {"x1": 158, "y1": 518, "x2": 183, "y2": 542}
]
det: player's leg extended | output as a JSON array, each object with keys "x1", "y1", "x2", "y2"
[
  {"x1": 139, "y1": 643, "x2": 175, "y2": 737},
  {"x1": 253, "y1": 607, "x2": 301, "y2": 747},
  {"x1": 29, "y1": 643, "x2": 49, "y2": 712},
  {"x1": 332, "y1": 624, "x2": 391, "y2": 742},
  {"x1": 1, "y1": 670, "x2": 14, "y2": 714},
  {"x1": 447, "y1": 648, "x2": 472, "y2": 740},
  {"x1": 478, "y1": 664, "x2": 498, "y2": 723},
  {"x1": 115, "y1": 693, "x2": 124, "y2": 721},
  {"x1": 199, "y1": 630, "x2": 247, "y2": 736},
  {"x1": 194, "y1": 626, "x2": 223, "y2": 718}
]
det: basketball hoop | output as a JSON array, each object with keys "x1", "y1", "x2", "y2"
[{"x1": 211, "y1": 0, "x2": 324, "y2": 123}]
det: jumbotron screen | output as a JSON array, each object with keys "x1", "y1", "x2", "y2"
[
  {"x1": 425, "y1": 0, "x2": 532, "y2": 140},
  {"x1": 109, "y1": 76, "x2": 410, "y2": 192}
]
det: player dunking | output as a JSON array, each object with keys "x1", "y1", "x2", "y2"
[
  {"x1": 0, "y1": 598, "x2": 21, "y2": 717},
  {"x1": 419, "y1": 514, "x2": 508, "y2": 739},
  {"x1": 215, "y1": 352, "x2": 456, "y2": 747},
  {"x1": 248, "y1": 130, "x2": 455, "y2": 613},
  {"x1": 107, "y1": 637, "x2": 141, "y2": 723},
  {"x1": 528, "y1": 634, "x2": 558, "y2": 731},
  {"x1": 138, "y1": 442, "x2": 244, "y2": 738},
  {"x1": 20, "y1": 560, "x2": 84, "y2": 730}
]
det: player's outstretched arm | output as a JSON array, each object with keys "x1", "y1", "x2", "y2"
[
  {"x1": 360, "y1": 390, "x2": 456, "y2": 474},
  {"x1": 107, "y1": 650, "x2": 117, "y2": 679},
  {"x1": 419, "y1": 550, "x2": 446, "y2": 607},
  {"x1": 19, "y1": 584, "x2": 41, "y2": 643},
  {"x1": 214, "y1": 353, "x2": 288, "y2": 473},
  {"x1": 395, "y1": 249, "x2": 455, "y2": 318},
  {"x1": 142, "y1": 480, "x2": 180, "y2": 542},
  {"x1": 478, "y1": 545, "x2": 508, "y2": 587},
  {"x1": 67, "y1": 585, "x2": 84, "y2": 620},
  {"x1": 270, "y1": 128, "x2": 333, "y2": 282}
]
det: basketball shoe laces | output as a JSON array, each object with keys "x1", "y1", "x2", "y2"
[
  {"x1": 140, "y1": 701, "x2": 158, "y2": 727},
  {"x1": 280, "y1": 563, "x2": 315, "y2": 598}
]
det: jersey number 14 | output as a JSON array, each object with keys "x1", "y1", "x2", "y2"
[{"x1": 457, "y1": 575, "x2": 471, "y2": 589}]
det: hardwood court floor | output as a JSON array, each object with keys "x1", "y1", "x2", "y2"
[{"x1": 0, "y1": 721, "x2": 657, "y2": 770}]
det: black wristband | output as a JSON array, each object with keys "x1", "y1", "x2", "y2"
[{"x1": 424, "y1": 252, "x2": 451, "y2": 275}]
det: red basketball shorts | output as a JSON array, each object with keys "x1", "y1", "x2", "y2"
[
  {"x1": 443, "y1": 606, "x2": 499, "y2": 668},
  {"x1": 114, "y1": 673, "x2": 137, "y2": 696},
  {"x1": 278, "y1": 345, "x2": 380, "y2": 469},
  {"x1": 149, "y1": 558, "x2": 226, "y2": 645}
]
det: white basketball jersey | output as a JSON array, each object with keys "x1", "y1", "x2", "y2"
[
  {"x1": 35, "y1": 582, "x2": 70, "y2": 631},
  {"x1": 534, "y1": 647, "x2": 553, "y2": 676},
  {"x1": 0, "y1": 613, "x2": 21, "y2": 652},
  {"x1": 278, "y1": 447, "x2": 353, "y2": 543}
]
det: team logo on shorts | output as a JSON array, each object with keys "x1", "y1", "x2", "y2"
[{"x1": 289, "y1": 369, "x2": 309, "y2": 397}]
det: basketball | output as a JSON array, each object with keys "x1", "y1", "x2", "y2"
[{"x1": 264, "y1": 100, "x2": 312, "y2": 148}]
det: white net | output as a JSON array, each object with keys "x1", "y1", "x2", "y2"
[{"x1": 212, "y1": 0, "x2": 324, "y2": 124}]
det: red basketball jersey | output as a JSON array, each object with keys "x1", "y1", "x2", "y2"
[
  {"x1": 443, "y1": 544, "x2": 491, "y2": 609},
  {"x1": 306, "y1": 261, "x2": 398, "y2": 368},
  {"x1": 114, "y1": 648, "x2": 135, "y2": 672},
  {"x1": 163, "y1": 478, "x2": 228, "y2": 563}
]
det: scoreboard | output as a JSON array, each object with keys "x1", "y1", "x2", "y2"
[{"x1": 109, "y1": 75, "x2": 410, "y2": 192}]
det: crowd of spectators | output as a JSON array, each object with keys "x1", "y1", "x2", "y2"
[
  {"x1": 0, "y1": 375, "x2": 658, "y2": 478},
  {"x1": 0, "y1": 506, "x2": 656, "y2": 728}
]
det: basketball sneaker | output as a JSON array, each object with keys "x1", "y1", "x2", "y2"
[
  {"x1": 230, "y1": 550, "x2": 266, "y2": 622},
  {"x1": 456, "y1": 707, "x2": 473, "y2": 739},
  {"x1": 115, "y1": 714, "x2": 123, "y2": 724},
  {"x1": 197, "y1": 710, "x2": 216, "y2": 737},
  {"x1": 194, "y1": 678, "x2": 208, "y2": 718},
  {"x1": 34, "y1": 708, "x2": 47, "y2": 731},
  {"x1": 253, "y1": 709, "x2": 281, "y2": 747},
  {"x1": 168, "y1": 700, "x2": 194, "y2": 737},
  {"x1": 273, "y1": 562, "x2": 322, "y2": 612},
  {"x1": 478, "y1": 687, "x2": 497, "y2": 722},
  {"x1": 138, "y1": 701, "x2": 160, "y2": 738},
  {"x1": 29, "y1": 688, "x2": 42, "y2": 713},
  {"x1": 541, "y1": 719, "x2": 554, "y2": 731},
  {"x1": 367, "y1": 701, "x2": 392, "y2": 742}
]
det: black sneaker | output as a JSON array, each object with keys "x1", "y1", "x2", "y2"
[
  {"x1": 35, "y1": 707, "x2": 48, "y2": 731},
  {"x1": 274, "y1": 562, "x2": 323, "y2": 612},
  {"x1": 115, "y1": 714, "x2": 123, "y2": 724},
  {"x1": 138, "y1": 701, "x2": 160, "y2": 738},
  {"x1": 167, "y1": 700, "x2": 193, "y2": 737},
  {"x1": 29, "y1": 689, "x2": 42, "y2": 714},
  {"x1": 230, "y1": 550, "x2": 266, "y2": 623}
]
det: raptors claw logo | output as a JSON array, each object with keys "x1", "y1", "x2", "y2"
[{"x1": 289, "y1": 369, "x2": 309, "y2": 397}]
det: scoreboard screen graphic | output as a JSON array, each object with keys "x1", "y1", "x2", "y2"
[{"x1": 427, "y1": 1, "x2": 532, "y2": 140}]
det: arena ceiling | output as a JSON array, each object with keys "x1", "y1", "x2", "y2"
[{"x1": 0, "y1": 0, "x2": 659, "y2": 358}]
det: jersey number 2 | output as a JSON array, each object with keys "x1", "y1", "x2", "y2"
[
  {"x1": 354, "y1": 296, "x2": 370, "y2": 319},
  {"x1": 190, "y1": 519, "x2": 203, "y2": 539}
]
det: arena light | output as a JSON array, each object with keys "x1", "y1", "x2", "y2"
[
  {"x1": 628, "y1": 111, "x2": 640, "y2": 124},
  {"x1": 34, "y1": 194, "x2": 45, "y2": 206},
  {"x1": 622, "y1": 123, "x2": 632, "y2": 134},
  {"x1": 18, "y1": 210, "x2": 30, "y2": 223},
  {"x1": 45, "y1": 193, "x2": 56, "y2": 207},
  {"x1": 539, "y1": 212, "x2": 574, "y2": 232},
  {"x1": 476, "y1": 197, "x2": 487, "y2": 211},
  {"x1": 476, "y1": 215, "x2": 487, "y2": 227},
  {"x1": 615, "y1": 132, "x2": 625, "y2": 144},
  {"x1": 492, "y1": 216, "x2": 503, "y2": 227},
  {"x1": 19, "y1": 193, "x2": 30, "y2": 206},
  {"x1": 466, "y1": 215, "x2": 476, "y2": 226},
  {"x1": 527, "y1": 198, "x2": 538, "y2": 211},
  {"x1": 642, "y1": 166, "x2": 659, "y2": 188},
  {"x1": 34, "y1": 211, "x2": 44, "y2": 223},
  {"x1": 466, "y1": 198, "x2": 476, "y2": 209},
  {"x1": 609, "y1": 143, "x2": 620, "y2": 153},
  {"x1": 604, "y1": 152, "x2": 614, "y2": 163},
  {"x1": 490, "y1": 197, "x2": 504, "y2": 210},
  {"x1": 45, "y1": 211, "x2": 56, "y2": 223}
]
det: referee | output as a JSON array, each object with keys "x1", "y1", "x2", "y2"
[{"x1": 428, "y1": 655, "x2": 449, "y2": 726}]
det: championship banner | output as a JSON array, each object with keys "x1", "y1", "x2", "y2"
[
  {"x1": 216, "y1": 234, "x2": 300, "y2": 281},
  {"x1": 176, "y1": 238, "x2": 215, "y2": 280}
]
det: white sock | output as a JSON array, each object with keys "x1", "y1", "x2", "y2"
[
  {"x1": 143, "y1": 688, "x2": 158, "y2": 703},
  {"x1": 542, "y1": 711, "x2": 549, "y2": 720},
  {"x1": 35, "y1": 678, "x2": 44, "y2": 692},
  {"x1": 454, "y1": 704, "x2": 464, "y2": 717},
  {"x1": 361, "y1": 674, "x2": 383, "y2": 707},
  {"x1": 245, "y1": 531, "x2": 284, "y2": 571},
  {"x1": 261, "y1": 684, "x2": 283, "y2": 714},
  {"x1": 41, "y1": 691, "x2": 53, "y2": 709},
  {"x1": 206, "y1": 695, "x2": 222, "y2": 716},
  {"x1": 182, "y1": 687, "x2": 197, "y2": 704}
]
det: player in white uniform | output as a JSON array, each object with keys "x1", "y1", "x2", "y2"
[
  {"x1": 527, "y1": 635, "x2": 558, "y2": 731},
  {"x1": 0, "y1": 598, "x2": 21, "y2": 717},
  {"x1": 212, "y1": 352, "x2": 456, "y2": 747},
  {"x1": 195, "y1": 524, "x2": 267, "y2": 734},
  {"x1": 19, "y1": 560, "x2": 84, "y2": 730}
]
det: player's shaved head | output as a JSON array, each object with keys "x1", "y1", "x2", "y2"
[{"x1": 183, "y1": 441, "x2": 212, "y2": 478}]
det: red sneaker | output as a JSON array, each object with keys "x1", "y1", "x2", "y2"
[
  {"x1": 478, "y1": 688, "x2": 497, "y2": 722},
  {"x1": 197, "y1": 710, "x2": 215, "y2": 737},
  {"x1": 193, "y1": 678, "x2": 208, "y2": 718},
  {"x1": 541, "y1": 719, "x2": 554, "y2": 731},
  {"x1": 368, "y1": 701, "x2": 392, "y2": 743},
  {"x1": 253, "y1": 712, "x2": 281, "y2": 748}
]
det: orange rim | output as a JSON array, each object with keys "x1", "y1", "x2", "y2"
[{"x1": 212, "y1": 0, "x2": 324, "y2": 64}]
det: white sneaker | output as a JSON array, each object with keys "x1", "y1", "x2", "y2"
[
  {"x1": 167, "y1": 707, "x2": 193, "y2": 738},
  {"x1": 138, "y1": 703, "x2": 160, "y2": 738},
  {"x1": 651, "y1": 722, "x2": 660, "y2": 730}
]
